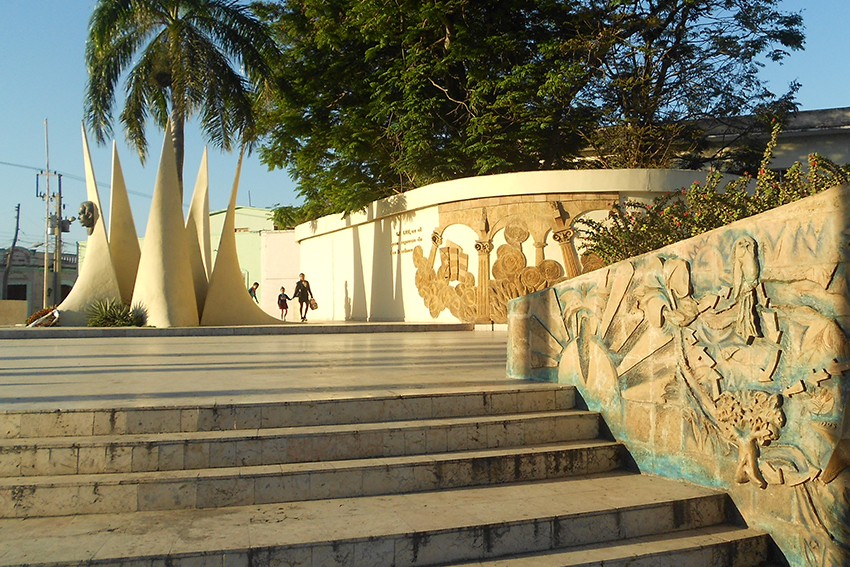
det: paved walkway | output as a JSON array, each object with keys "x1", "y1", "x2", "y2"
[{"x1": 0, "y1": 330, "x2": 511, "y2": 411}]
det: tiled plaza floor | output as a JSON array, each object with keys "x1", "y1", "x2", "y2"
[{"x1": 0, "y1": 330, "x2": 511, "y2": 411}]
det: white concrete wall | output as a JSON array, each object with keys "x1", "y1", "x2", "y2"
[
  {"x1": 297, "y1": 169, "x2": 711, "y2": 322},
  {"x1": 260, "y1": 230, "x2": 300, "y2": 319}
]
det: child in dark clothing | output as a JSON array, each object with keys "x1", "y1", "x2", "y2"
[{"x1": 277, "y1": 287, "x2": 292, "y2": 321}]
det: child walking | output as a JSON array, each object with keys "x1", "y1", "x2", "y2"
[{"x1": 277, "y1": 287, "x2": 292, "y2": 321}]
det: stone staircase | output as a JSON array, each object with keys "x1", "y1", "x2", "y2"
[{"x1": 0, "y1": 383, "x2": 770, "y2": 566}]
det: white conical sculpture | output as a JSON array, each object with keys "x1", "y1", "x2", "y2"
[
  {"x1": 201, "y1": 150, "x2": 282, "y2": 326},
  {"x1": 185, "y1": 149, "x2": 212, "y2": 318},
  {"x1": 55, "y1": 126, "x2": 123, "y2": 325},
  {"x1": 108, "y1": 142, "x2": 141, "y2": 304},
  {"x1": 131, "y1": 123, "x2": 199, "y2": 327}
]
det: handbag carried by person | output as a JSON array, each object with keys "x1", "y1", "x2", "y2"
[{"x1": 309, "y1": 298, "x2": 318, "y2": 310}]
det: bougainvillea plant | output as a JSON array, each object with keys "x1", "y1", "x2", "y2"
[{"x1": 577, "y1": 122, "x2": 850, "y2": 265}]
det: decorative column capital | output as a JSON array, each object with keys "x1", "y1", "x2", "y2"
[
  {"x1": 552, "y1": 228, "x2": 575, "y2": 243},
  {"x1": 475, "y1": 240, "x2": 494, "y2": 254}
]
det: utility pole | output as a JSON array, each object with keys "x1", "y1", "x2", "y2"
[
  {"x1": 36, "y1": 119, "x2": 62, "y2": 309},
  {"x1": 53, "y1": 173, "x2": 63, "y2": 302},
  {"x1": 1, "y1": 204, "x2": 21, "y2": 300}
]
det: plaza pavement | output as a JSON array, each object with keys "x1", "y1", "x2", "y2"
[{"x1": 0, "y1": 327, "x2": 512, "y2": 411}]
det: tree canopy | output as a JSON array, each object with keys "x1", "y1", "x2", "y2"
[
  {"x1": 85, "y1": 0, "x2": 279, "y2": 189},
  {"x1": 254, "y1": 0, "x2": 804, "y2": 219}
]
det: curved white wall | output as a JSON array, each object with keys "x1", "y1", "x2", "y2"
[{"x1": 297, "y1": 169, "x2": 714, "y2": 323}]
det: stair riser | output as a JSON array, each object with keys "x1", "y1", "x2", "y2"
[
  {"x1": 0, "y1": 388, "x2": 575, "y2": 440},
  {"x1": 0, "y1": 495, "x2": 729, "y2": 566},
  {"x1": 0, "y1": 444, "x2": 623, "y2": 518},
  {"x1": 0, "y1": 413, "x2": 598, "y2": 477},
  {"x1": 568, "y1": 537, "x2": 769, "y2": 567}
]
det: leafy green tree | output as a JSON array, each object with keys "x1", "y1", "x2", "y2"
[
  {"x1": 268, "y1": 204, "x2": 308, "y2": 229},
  {"x1": 255, "y1": 0, "x2": 804, "y2": 220},
  {"x1": 579, "y1": 0, "x2": 804, "y2": 169},
  {"x1": 254, "y1": 0, "x2": 607, "y2": 218},
  {"x1": 85, "y1": 0, "x2": 278, "y2": 190}
]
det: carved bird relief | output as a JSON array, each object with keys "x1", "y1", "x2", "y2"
[{"x1": 732, "y1": 236, "x2": 760, "y2": 342}]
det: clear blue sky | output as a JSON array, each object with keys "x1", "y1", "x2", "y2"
[{"x1": 1, "y1": 0, "x2": 849, "y2": 252}]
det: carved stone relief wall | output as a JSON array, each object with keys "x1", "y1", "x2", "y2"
[
  {"x1": 507, "y1": 184, "x2": 850, "y2": 567},
  {"x1": 413, "y1": 193, "x2": 616, "y2": 323}
]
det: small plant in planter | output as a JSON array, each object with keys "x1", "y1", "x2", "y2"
[{"x1": 86, "y1": 299, "x2": 147, "y2": 327}]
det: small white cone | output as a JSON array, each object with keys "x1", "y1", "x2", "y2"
[
  {"x1": 185, "y1": 148, "x2": 212, "y2": 318},
  {"x1": 201, "y1": 148, "x2": 282, "y2": 326},
  {"x1": 108, "y1": 142, "x2": 141, "y2": 304}
]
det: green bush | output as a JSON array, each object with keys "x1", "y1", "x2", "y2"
[
  {"x1": 86, "y1": 300, "x2": 147, "y2": 327},
  {"x1": 577, "y1": 121, "x2": 850, "y2": 265}
]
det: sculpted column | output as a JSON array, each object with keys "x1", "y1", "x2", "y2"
[
  {"x1": 553, "y1": 228, "x2": 582, "y2": 278},
  {"x1": 533, "y1": 241, "x2": 547, "y2": 266},
  {"x1": 474, "y1": 240, "x2": 493, "y2": 324}
]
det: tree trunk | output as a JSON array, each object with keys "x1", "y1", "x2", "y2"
[{"x1": 170, "y1": 109, "x2": 185, "y2": 198}]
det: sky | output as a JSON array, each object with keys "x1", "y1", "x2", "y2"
[{"x1": 1, "y1": 0, "x2": 849, "y2": 253}]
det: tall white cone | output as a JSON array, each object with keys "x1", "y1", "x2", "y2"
[
  {"x1": 185, "y1": 148, "x2": 212, "y2": 318},
  {"x1": 201, "y1": 149, "x2": 281, "y2": 326},
  {"x1": 108, "y1": 142, "x2": 141, "y2": 304},
  {"x1": 55, "y1": 125, "x2": 122, "y2": 325},
  {"x1": 131, "y1": 123, "x2": 198, "y2": 327}
]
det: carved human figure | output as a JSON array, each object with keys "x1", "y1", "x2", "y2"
[{"x1": 78, "y1": 201, "x2": 99, "y2": 235}]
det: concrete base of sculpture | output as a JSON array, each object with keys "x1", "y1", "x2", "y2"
[{"x1": 507, "y1": 185, "x2": 850, "y2": 567}]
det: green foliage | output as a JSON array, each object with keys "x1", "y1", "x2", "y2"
[
  {"x1": 253, "y1": 0, "x2": 804, "y2": 220},
  {"x1": 269, "y1": 204, "x2": 308, "y2": 229},
  {"x1": 578, "y1": 122, "x2": 850, "y2": 265},
  {"x1": 252, "y1": 0, "x2": 613, "y2": 217},
  {"x1": 86, "y1": 300, "x2": 147, "y2": 327}
]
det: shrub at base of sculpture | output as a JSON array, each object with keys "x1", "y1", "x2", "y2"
[
  {"x1": 86, "y1": 300, "x2": 147, "y2": 327},
  {"x1": 508, "y1": 184, "x2": 850, "y2": 566}
]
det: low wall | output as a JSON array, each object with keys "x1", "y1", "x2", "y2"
[
  {"x1": 0, "y1": 300, "x2": 27, "y2": 326},
  {"x1": 507, "y1": 185, "x2": 850, "y2": 566},
  {"x1": 296, "y1": 169, "x2": 712, "y2": 323}
]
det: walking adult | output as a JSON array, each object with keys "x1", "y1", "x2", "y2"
[{"x1": 293, "y1": 273, "x2": 313, "y2": 322}]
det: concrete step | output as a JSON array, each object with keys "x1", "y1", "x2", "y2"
[
  {"x1": 0, "y1": 439, "x2": 623, "y2": 517},
  {"x1": 0, "y1": 472, "x2": 762, "y2": 567},
  {"x1": 449, "y1": 525, "x2": 769, "y2": 566},
  {"x1": 0, "y1": 384, "x2": 574, "y2": 439},
  {"x1": 0, "y1": 409, "x2": 599, "y2": 477}
]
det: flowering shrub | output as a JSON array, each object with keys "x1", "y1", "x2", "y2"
[{"x1": 578, "y1": 122, "x2": 850, "y2": 264}]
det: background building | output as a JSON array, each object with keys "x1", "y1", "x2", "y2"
[
  {"x1": 0, "y1": 246, "x2": 77, "y2": 323},
  {"x1": 209, "y1": 206, "x2": 300, "y2": 319}
]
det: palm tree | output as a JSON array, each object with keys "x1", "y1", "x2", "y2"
[{"x1": 85, "y1": 0, "x2": 278, "y2": 192}]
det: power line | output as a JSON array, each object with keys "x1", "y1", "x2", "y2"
[{"x1": 0, "y1": 159, "x2": 154, "y2": 200}]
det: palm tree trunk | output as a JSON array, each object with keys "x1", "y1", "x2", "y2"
[{"x1": 170, "y1": 110, "x2": 185, "y2": 198}]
